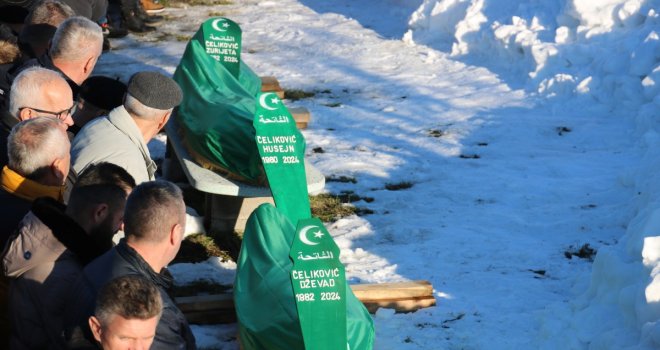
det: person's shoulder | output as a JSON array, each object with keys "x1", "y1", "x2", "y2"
[{"x1": 71, "y1": 116, "x2": 128, "y2": 155}]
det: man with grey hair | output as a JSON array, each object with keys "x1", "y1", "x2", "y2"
[
  {"x1": 11, "y1": 16, "x2": 103, "y2": 99},
  {"x1": 64, "y1": 180, "x2": 196, "y2": 349},
  {"x1": 0, "y1": 116, "x2": 69, "y2": 347},
  {"x1": 0, "y1": 66, "x2": 74, "y2": 169},
  {"x1": 71, "y1": 71, "x2": 183, "y2": 184},
  {"x1": 0, "y1": 117, "x2": 70, "y2": 245}
]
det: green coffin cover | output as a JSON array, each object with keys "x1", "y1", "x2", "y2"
[
  {"x1": 235, "y1": 204, "x2": 375, "y2": 350},
  {"x1": 172, "y1": 24, "x2": 265, "y2": 184}
]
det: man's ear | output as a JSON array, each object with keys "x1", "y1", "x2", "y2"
[
  {"x1": 88, "y1": 316, "x2": 103, "y2": 343},
  {"x1": 157, "y1": 111, "x2": 171, "y2": 130},
  {"x1": 92, "y1": 203, "x2": 109, "y2": 224},
  {"x1": 83, "y1": 54, "x2": 96, "y2": 75},
  {"x1": 17, "y1": 107, "x2": 33, "y2": 121},
  {"x1": 50, "y1": 157, "x2": 67, "y2": 183},
  {"x1": 169, "y1": 222, "x2": 182, "y2": 245}
]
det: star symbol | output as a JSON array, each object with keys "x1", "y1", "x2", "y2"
[
  {"x1": 313, "y1": 231, "x2": 324, "y2": 239},
  {"x1": 222, "y1": 22, "x2": 230, "y2": 28},
  {"x1": 270, "y1": 98, "x2": 280, "y2": 105}
]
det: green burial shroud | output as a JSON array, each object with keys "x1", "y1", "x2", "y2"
[
  {"x1": 235, "y1": 204, "x2": 375, "y2": 350},
  {"x1": 173, "y1": 24, "x2": 265, "y2": 184}
]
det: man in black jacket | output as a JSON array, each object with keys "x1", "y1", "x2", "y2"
[
  {"x1": 2, "y1": 162, "x2": 136, "y2": 349},
  {"x1": 66, "y1": 180, "x2": 196, "y2": 350}
]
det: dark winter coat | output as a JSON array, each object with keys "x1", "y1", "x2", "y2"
[
  {"x1": 0, "y1": 108, "x2": 18, "y2": 171},
  {"x1": 65, "y1": 239, "x2": 197, "y2": 350},
  {"x1": 0, "y1": 185, "x2": 31, "y2": 248},
  {"x1": 1, "y1": 197, "x2": 112, "y2": 349}
]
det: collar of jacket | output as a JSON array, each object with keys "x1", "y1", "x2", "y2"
[
  {"x1": 0, "y1": 110, "x2": 17, "y2": 134},
  {"x1": 36, "y1": 53, "x2": 80, "y2": 97},
  {"x1": 107, "y1": 106, "x2": 157, "y2": 180},
  {"x1": 0, "y1": 166, "x2": 64, "y2": 202},
  {"x1": 115, "y1": 239, "x2": 174, "y2": 291},
  {"x1": 31, "y1": 197, "x2": 114, "y2": 265}
]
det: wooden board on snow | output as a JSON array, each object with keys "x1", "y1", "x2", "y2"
[{"x1": 176, "y1": 280, "x2": 436, "y2": 325}]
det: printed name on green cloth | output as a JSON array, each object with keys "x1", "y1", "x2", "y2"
[
  {"x1": 202, "y1": 17, "x2": 242, "y2": 78},
  {"x1": 290, "y1": 217, "x2": 348, "y2": 350},
  {"x1": 253, "y1": 92, "x2": 310, "y2": 225}
]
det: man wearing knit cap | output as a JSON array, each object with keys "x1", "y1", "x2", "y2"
[
  {"x1": 70, "y1": 71, "x2": 183, "y2": 184},
  {"x1": 69, "y1": 75, "x2": 127, "y2": 135}
]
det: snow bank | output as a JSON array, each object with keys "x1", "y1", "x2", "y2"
[
  {"x1": 407, "y1": 0, "x2": 660, "y2": 348},
  {"x1": 405, "y1": 0, "x2": 660, "y2": 112}
]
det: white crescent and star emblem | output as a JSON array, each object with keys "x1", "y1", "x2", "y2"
[
  {"x1": 211, "y1": 18, "x2": 229, "y2": 32},
  {"x1": 299, "y1": 225, "x2": 324, "y2": 246},
  {"x1": 259, "y1": 92, "x2": 280, "y2": 111}
]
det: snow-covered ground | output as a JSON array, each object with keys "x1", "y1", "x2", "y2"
[{"x1": 97, "y1": 0, "x2": 660, "y2": 348}]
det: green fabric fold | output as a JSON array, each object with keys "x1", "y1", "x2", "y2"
[
  {"x1": 235, "y1": 204, "x2": 375, "y2": 350},
  {"x1": 173, "y1": 23, "x2": 265, "y2": 183}
]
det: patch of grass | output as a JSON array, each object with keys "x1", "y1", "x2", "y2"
[
  {"x1": 175, "y1": 34, "x2": 191, "y2": 42},
  {"x1": 284, "y1": 89, "x2": 315, "y2": 101},
  {"x1": 172, "y1": 233, "x2": 232, "y2": 264},
  {"x1": 564, "y1": 243, "x2": 597, "y2": 261},
  {"x1": 323, "y1": 102, "x2": 342, "y2": 108},
  {"x1": 212, "y1": 230, "x2": 243, "y2": 262},
  {"x1": 172, "y1": 279, "x2": 231, "y2": 297},
  {"x1": 385, "y1": 181, "x2": 413, "y2": 191},
  {"x1": 326, "y1": 175, "x2": 357, "y2": 184},
  {"x1": 355, "y1": 207, "x2": 374, "y2": 216},
  {"x1": 310, "y1": 194, "x2": 357, "y2": 222},
  {"x1": 169, "y1": 0, "x2": 232, "y2": 6},
  {"x1": 207, "y1": 11, "x2": 226, "y2": 17},
  {"x1": 336, "y1": 190, "x2": 374, "y2": 203},
  {"x1": 428, "y1": 129, "x2": 444, "y2": 138}
]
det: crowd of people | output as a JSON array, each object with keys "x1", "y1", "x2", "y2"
[{"x1": 0, "y1": 2, "x2": 199, "y2": 349}]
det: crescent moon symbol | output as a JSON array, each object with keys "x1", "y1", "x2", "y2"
[
  {"x1": 299, "y1": 225, "x2": 320, "y2": 246},
  {"x1": 259, "y1": 93, "x2": 278, "y2": 111},
  {"x1": 211, "y1": 18, "x2": 227, "y2": 32}
]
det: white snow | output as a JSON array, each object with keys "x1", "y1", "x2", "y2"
[{"x1": 96, "y1": 0, "x2": 660, "y2": 348}]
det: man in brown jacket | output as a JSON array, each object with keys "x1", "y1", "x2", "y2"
[{"x1": 1, "y1": 162, "x2": 135, "y2": 349}]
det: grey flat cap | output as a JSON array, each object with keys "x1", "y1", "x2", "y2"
[{"x1": 127, "y1": 71, "x2": 182, "y2": 110}]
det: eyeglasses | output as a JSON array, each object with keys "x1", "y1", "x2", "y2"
[{"x1": 19, "y1": 104, "x2": 76, "y2": 121}]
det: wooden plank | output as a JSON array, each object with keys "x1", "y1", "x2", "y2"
[
  {"x1": 175, "y1": 281, "x2": 436, "y2": 325},
  {"x1": 260, "y1": 76, "x2": 284, "y2": 99},
  {"x1": 289, "y1": 107, "x2": 310, "y2": 129},
  {"x1": 351, "y1": 280, "x2": 433, "y2": 300},
  {"x1": 258, "y1": 76, "x2": 311, "y2": 129}
]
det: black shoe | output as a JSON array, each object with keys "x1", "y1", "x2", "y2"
[
  {"x1": 102, "y1": 23, "x2": 129, "y2": 38},
  {"x1": 136, "y1": 5, "x2": 164, "y2": 26},
  {"x1": 142, "y1": 15, "x2": 163, "y2": 26},
  {"x1": 125, "y1": 14, "x2": 156, "y2": 33}
]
